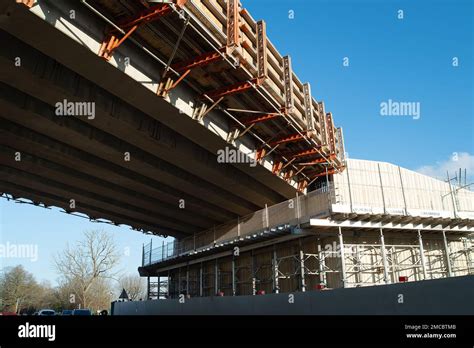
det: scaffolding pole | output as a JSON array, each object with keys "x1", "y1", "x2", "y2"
[
  {"x1": 442, "y1": 231, "x2": 453, "y2": 277},
  {"x1": 299, "y1": 239, "x2": 306, "y2": 291},
  {"x1": 167, "y1": 270, "x2": 170, "y2": 298},
  {"x1": 338, "y1": 227, "x2": 347, "y2": 288},
  {"x1": 272, "y1": 246, "x2": 279, "y2": 293},
  {"x1": 146, "y1": 276, "x2": 150, "y2": 299},
  {"x1": 199, "y1": 262, "x2": 203, "y2": 297},
  {"x1": 318, "y1": 239, "x2": 326, "y2": 285},
  {"x1": 231, "y1": 257, "x2": 236, "y2": 296},
  {"x1": 251, "y1": 250, "x2": 256, "y2": 295},
  {"x1": 186, "y1": 267, "x2": 189, "y2": 295},
  {"x1": 215, "y1": 259, "x2": 219, "y2": 295},
  {"x1": 418, "y1": 230, "x2": 428, "y2": 280},
  {"x1": 379, "y1": 228, "x2": 391, "y2": 284}
]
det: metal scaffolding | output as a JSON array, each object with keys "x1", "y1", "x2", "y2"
[{"x1": 146, "y1": 226, "x2": 473, "y2": 299}]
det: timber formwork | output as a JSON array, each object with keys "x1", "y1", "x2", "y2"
[{"x1": 81, "y1": 0, "x2": 346, "y2": 191}]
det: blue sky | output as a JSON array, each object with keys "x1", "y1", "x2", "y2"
[{"x1": 1, "y1": 0, "x2": 472, "y2": 285}]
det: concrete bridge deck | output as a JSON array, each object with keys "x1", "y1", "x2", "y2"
[{"x1": 0, "y1": 0, "x2": 346, "y2": 237}]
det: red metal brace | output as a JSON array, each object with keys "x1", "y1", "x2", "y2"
[{"x1": 98, "y1": 1, "x2": 187, "y2": 60}]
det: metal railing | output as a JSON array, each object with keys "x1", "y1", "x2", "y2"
[{"x1": 142, "y1": 184, "x2": 334, "y2": 266}]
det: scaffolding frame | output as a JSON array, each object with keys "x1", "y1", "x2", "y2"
[{"x1": 145, "y1": 225, "x2": 473, "y2": 299}]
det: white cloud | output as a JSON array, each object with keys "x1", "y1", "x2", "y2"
[{"x1": 415, "y1": 152, "x2": 474, "y2": 183}]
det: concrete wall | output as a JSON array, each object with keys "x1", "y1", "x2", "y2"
[{"x1": 112, "y1": 275, "x2": 474, "y2": 315}]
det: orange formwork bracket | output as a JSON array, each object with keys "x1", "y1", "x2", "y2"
[
  {"x1": 283, "y1": 169, "x2": 295, "y2": 182},
  {"x1": 283, "y1": 148, "x2": 320, "y2": 159},
  {"x1": 297, "y1": 154, "x2": 336, "y2": 166},
  {"x1": 268, "y1": 133, "x2": 305, "y2": 147},
  {"x1": 297, "y1": 180, "x2": 308, "y2": 193},
  {"x1": 255, "y1": 147, "x2": 267, "y2": 163},
  {"x1": 202, "y1": 78, "x2": 261, "y2": 101},
  {"x1": 171, "y1": 49, "x2": 226, "y2": 73},
  {"x1": 272, "y1": 160, "x2": 284, "y2": 175},
  {"x1": 98, "y1": 1, "x2": 186, "y2": 60},
  {"x1": 15, "y1": 0, "x2": 34, "y2": 7},
  {"x1": 240, "y1": 112, "x2": 280, "y2": 126}
]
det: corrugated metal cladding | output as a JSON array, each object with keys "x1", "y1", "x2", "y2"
[{"x1": 332, "y1": 158, "x2": 474, "y2": 218}]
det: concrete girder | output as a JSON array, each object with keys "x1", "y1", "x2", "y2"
[
  {"x1": 0, "y1": 166, "x2": 200, "y2": 234},
  {"x1": 0, "y1": 36, "x2": 285, "y2": 208},
  {"x1": 0, "y1": 2, "x2": 297, "y2": 199},
  {"x1": 0, "y1": 122, "x2": 235, "y2": 224},
  {"x1": 0, "y1": 180, "x2": 186, "y2": 237},
  {"x1": 0, "y1": 147, "x2": 214, "y2": 229},
  {"x1": 0, "y1": 85, "x2": 259, "y2": 217}
]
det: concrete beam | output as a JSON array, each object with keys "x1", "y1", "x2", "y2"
[
  {"x1": 0, "y1": 84, "x2": 258, "y2": 216},
  {"x1": 0, "y1": 0, "x2": 297, "y2": 199},
  {"x1": 0, "y1": 147, "x2": 214, "y2": 229},
  {"x1": 0, "y1": 31, "x2": 286, "y2": 207},
  {"x1": 0, "y1": 180, "x2": 186, "y2": 237},
  {"x1": 0, "y1": 121, "x2": 235, "y2": 223},
  {"x1": 0, "y1": 166, "x2": 199, "y2": 233}
]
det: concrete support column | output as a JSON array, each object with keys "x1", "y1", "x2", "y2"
[
  {"x1": 338, "y1": 227, "x2": 347, "y2": 288},
  {"x1": 418, "y1": 230, "x2": 428, "y2": 280},
  {"x1": 442, "y1": 231, "x2": 453, "y2": 277},
  {"x1": 379, "y1": 228, "x2": 391, "y2": 284}
]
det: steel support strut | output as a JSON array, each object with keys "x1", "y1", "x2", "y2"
[
  {"x1": 268, "y1": 133, "x2": 305, "y2": 147},
  {"x1": 442, "y1": 231, "x2": 453, "y2": 277},
  {"x1": 98, "y1": 1, "x2": 187, "y2": 60},
  {"x1": 379, "y1": 228, "x2": 391, "y2": 284},
  {"x1": 418, "y1": 230, "x2": 428, "y2": 280},
  {"x1": 240, "y1": 113, "x2": 280, "y2": 126}
]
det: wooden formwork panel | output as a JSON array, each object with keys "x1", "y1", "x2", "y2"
[{"x1": 187, "y1": 0, "x2": 336, "y2": 150}]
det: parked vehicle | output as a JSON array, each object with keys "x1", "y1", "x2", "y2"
[
  {"x1": 72, "y1": 309, "x2": 92, "y2": 316},
  {"x1": 0, "y1": 311, "x2": 17, "y2": 316},
  {"x1": 38, "y1": 309, "x2": 56, "y2": 316},
  {"x1": 61, "y1": 309, "x2": 73, "y2": 316}
]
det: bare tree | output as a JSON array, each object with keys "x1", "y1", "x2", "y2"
[
  {"x1": 118, "y1": 275, "x2": 146, "y2": 301},
  {"x1": 54, "y1": 230, "x2": 120, "y2": 310}
]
